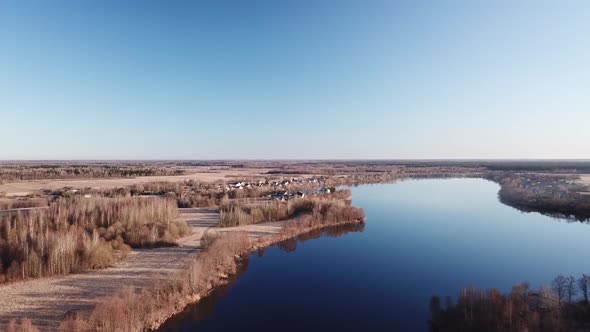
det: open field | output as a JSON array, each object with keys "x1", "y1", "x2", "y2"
[
  {"x1": 3, "y1": 160, "x2": 589, "y2": 197},
  {"x1": 0, "y1": 167, "x2": 272, "y2": 196},
  {"x1": 0, "y1": 208, "x2": 285, "y2": 330}
]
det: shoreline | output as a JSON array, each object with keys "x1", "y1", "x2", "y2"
[
  {"x1": 5, "y1": 176, "x2": 587, "y2": 329},
  {"x1": 147, "y1": 218, "x2": 365, "y2": 331}
]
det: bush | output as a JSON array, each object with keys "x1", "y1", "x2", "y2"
[
  {"x1": 0, "y1": 198, "x2": 48, "y2": 210},
  {"x1": 219, "y1": 192, "x2": 365, "y2": 227},
  {"x1": 62, "y1": 232, "x2": 252, "y2": 332},
  {"x1": 200, "y1": 229, "x2": 221, "y2": 248}
]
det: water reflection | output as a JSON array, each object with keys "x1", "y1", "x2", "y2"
[
  {"x1": 273, "y1": 223, "x2": 365, "y2": 253},
  {"x1": 499, "y1": 196, "x2": 590, "y2": 222},
  {"x1": 165, "y1": 258, "x2": 251, "y2": 326},
  {"x1": 158, "y1": 179, "x2": 590, "y2": 332},
  {"x1": 158, "y1": 223, "x2": 364, "y2": 331}
]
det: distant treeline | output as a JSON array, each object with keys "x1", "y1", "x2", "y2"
[
  {"x1": 265, "y1": 160, "x2": 590, "y2": 176},
  {"x1": 481, "y1": 161, "x2": 590, "y2": 173},
  {"x1": 0, "y1": 165, "x2": 185, "y2": 182}
]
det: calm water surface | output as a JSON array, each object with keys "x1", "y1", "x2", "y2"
[{"x1": 159, "y1": 179, "x2": 590, "y2": 331}]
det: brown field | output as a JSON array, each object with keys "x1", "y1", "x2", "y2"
[
  {"x1": 0, "y1": 208, "x2": 285, "y2": 329},
  {"x1": 0, "y1": 167, "x2": 271, "y2": 196}
]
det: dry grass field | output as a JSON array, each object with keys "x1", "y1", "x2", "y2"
[
  {"x1": 0, "y1": 167, "x2": 271, "y2": 196},
  {"x1": 0, "y1": 208, "x2": 285, "y2": 330}
]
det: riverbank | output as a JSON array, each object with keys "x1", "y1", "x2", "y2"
[
  {"x1": 63, "y1": 217, "x2": 366, "y2": 331},
  {"x1": 485, "y1": 172, "x2": 590, "y2": 221},
  {"x1": 151, "y1": 179, "x2": 590, "y2": 332},
  {"x1": 0, "y1": 209, "x2": 253, "y2": 330},
  {"x1": 0, "y1": 205, "x2": 364, "y2": 331},
  {"x1": 154, "y1": 218, "x2": 366, "y2": 330}
]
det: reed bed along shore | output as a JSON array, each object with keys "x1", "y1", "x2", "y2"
[
  {"x1": 13, "y1": 208, "x2": 365, "y2": 332},
  {"x1": 0, "y1": 198, "x2": 48, "y2": 210},
  {"x1": 219, "y1": 189, "x2": 359, "y2": 227}
]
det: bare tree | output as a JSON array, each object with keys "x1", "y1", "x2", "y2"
[
  {"x1": 565, "y1": 276, "x2": 577, "y2": 304},
  {"x1": 579, "y1": 274, "x2": 590, "y2": 304},
  {"x1": 0, "y1": 196, "x2": 184, "y2": 283},
  {"x1": 552, "y1": 275, "x2": 567, "y2": 305}
]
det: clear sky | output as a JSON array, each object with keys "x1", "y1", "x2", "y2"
[{"x1": 1, "y1": 1, "x2": 589, "y2": 160}]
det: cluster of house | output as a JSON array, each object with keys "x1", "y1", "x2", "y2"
[
  {"x1": 179, "y1": 175, "x2": 335, "y2": 201},
  {"x1": 266, "y1": 187, "x2": 333, "y2": 201},
  {"x1": 220, "y1": 176, "x2": 325, "y2": 191},
  {"x1": 48, "y1": 174, "x2": 336, "y2": 200},
  {"x1": 519, "y1": 176, "x2": 586, "y2": 200},
  {"x1": 267, "y1": 190, "x2": 306, "y2": 201},
  {"x1": 48, "y1": 188, "x2": 95, "y2": 199}
]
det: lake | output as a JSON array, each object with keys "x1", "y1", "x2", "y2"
[{"x1": 159, "y1": 179, "x2": 590, "y2": 331}]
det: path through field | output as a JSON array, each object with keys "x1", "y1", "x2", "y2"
[{"x1": 0, "y1": 208, "x2": 285, "y2": 330}]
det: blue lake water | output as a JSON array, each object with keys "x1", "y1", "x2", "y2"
[{"x1": 159, "y1": 179, "x2": 590, "y2": 331}]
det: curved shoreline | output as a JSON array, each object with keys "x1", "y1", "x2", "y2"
[
  {"x1": 484, "y1": 174, "x2": 590, "y2": 221},
  {"x1": 147, "y1": 218, "x2": 366, "y2": 331},
  {"x1": 0, "y1": 209, "x2": 279, "y2": 330},
  {"x1": 8, "y1": 177, "x2": 588, "y2": 330}
]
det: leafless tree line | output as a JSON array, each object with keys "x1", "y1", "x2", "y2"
[
  {"x1": 219, "y1": 190, "x2": 363, "y2": 227},
  {"x1": 0, "y1": 198, "x2": 48, "y2": 210},
  {"x1": 0, "y1": 196, "x2": 187, "y2": 283},
  {"x1": 431, "y1": 274, "x2": 590, "y2": 332}
]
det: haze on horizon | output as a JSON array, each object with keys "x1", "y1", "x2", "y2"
[{"x1": 1, "y1": 1, "x2": 589, "y2": 160}]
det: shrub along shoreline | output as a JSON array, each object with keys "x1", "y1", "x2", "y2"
[
  {"x1": 430, "y1": 274, "x2": 590, "y2": 332},
  {"x1": 54, "y1": 209, "x2": 366, "y2": 332},
  {"x1": 219, "y1": 189, "x2": 359, "y2": 227}
]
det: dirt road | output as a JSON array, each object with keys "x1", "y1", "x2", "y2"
[{"x1": 0, "y1": 208, "x2": 284, "y2": 330}]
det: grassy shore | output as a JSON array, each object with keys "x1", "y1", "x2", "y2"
[{"x1": 45, "y1": 207, "x2": 365, "y2": 331}]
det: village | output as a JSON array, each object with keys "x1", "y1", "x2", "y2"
[
  {"x1": 221, "y1": 177, "x2": 335, "y2": 201},
  {"x1": 516, "y1": 174, "x2": 589, "y2": 201}
]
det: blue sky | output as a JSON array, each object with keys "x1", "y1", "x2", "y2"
[{"x1": 1, "y1": 1, "x2": 589, "y2": 159}]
